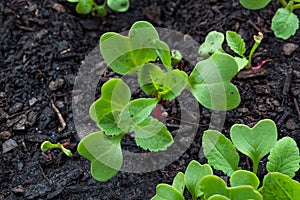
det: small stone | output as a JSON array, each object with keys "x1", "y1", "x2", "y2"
[
  {"x1": 49, "y1": 78, "x2": 64, "y2": 91},
  {"x1": 29, "y1": 97, "x2": 38, "y2": 106},
  {"x1": 286, "y1": 119, "x2": 296, "y2": 130},
  {"x1": 293, "y1": 70, "x2": 300, "y2": 79},
  {"x1": 13, "y1": 114, "x2": 27, "y2": 130},
  {"x1": 283, "y1": 43, "x2": 299, "y2": 56},
  {"x1": 12, "y1": 185, "x2": 25, "y2": 194},
  {"x1": 9, "y1": 102, "x2": 23, "y2": 114},
  {"x1": 52, "y1": 3, "x2": 65, "y2": 13},
  {"x1": 55, "y1": 101, "x2": 64, "y2": 109},
  {"x1": 0, "y1": 131, "x2": 12, "y2": 140},
  {"x1": 238, "y1": 107, "x2": 249, "y2": 113},
  {"x1": 0, "y1": 92, "x2": 6, "y2": 98},
  {"x1": 2, "y1": 139, "x2": 18, "y2": 153}
]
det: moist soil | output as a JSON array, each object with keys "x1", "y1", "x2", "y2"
[{"x1": 1, "y1": 0, "x2": 300, "y2": 199}]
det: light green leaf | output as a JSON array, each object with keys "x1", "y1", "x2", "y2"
[
  {"x1": 200, "y1": 175, "x2": 262, "y2": 200},
  {"x1": 226, "y1": 31, "x2": 246, "y2": 57},
  {"x1": 89, "y1": 78, "x2": 131, "y2": 123},
  {"x1": 230, "y1": 170, "x2": 260, "y2": 189},
  {"x1": 41, "y1": 141, "x2": 73, "y2": 157},
  {"x1": 77, "y1": 131, "x2": 123, "y2": 182},
  {"x1": 208, "y1": 195, "x2": 231, "y2": 200},
  {"x1": 154, "y1": 40, "x2": 172, "y2": 70},
  {"x1": 271, "y1": 8, "x2": 299, "y2": 40},
  {"x1": 260, "y1": 172, "x2": 300, "y2": 200},
  {"x1": 202, "y1": 130, "x2": 240, "y2": 176},
  {"x1": 107, "y1": 0, "x2": 129, "y2": 12},
  {"x1": 267, "y1": 137, "x2": 300, "y2": 178},
  {"x1": 151, "y1": 184, "x2": 184, "y2": 200},
  {"x1": 75, "y1": 0, "x2": 92, "y2": 14},
  {"x1": 67, "y1": 0, "x2": 78, "y2": 2},
  {"x1": 189, "y1": 53, "x2": 240, "y2": 110},
  {"x1": 138, "y1": 64, "x2": 165, "y2": 96},
  {"x1": 198, "y1": 31, "x2": 225, "y2": 59},
  {"x1": 184, "y1": 160, "x2": 213, "y2": 199},
  {"x1": 100, "y1": 21, "x2": 159, "y2": 75},
  {"x1": 132, "y1": 117, "x2": 173, "y2": 151},
  {"x1": 118, "y1": 98, "x2": 158, "y2": 131},
  {"x1": 160, "y1": 70, "x2": 188, "y2": 100},
  {"x1": 97, "y1": 112, "x2": 123, "y2": 136},
  {"x1": 234, "y1": 57, "x2": 248, "y2": 71},
  {"x1": 230, "y1": 119, "x2": 277, "y2": 174},
  {"x1": 172, "y1": 172, "x2": 185, "y2": 195},
  {"x1": 239, "y1": 0, "x2": 271, "y2": 10}
]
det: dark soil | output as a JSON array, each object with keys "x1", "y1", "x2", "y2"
[{"x1": 1, "y1": 0, "x2": 300, "y2": 199}]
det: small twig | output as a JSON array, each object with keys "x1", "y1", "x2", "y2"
[
  {"x1": 51, "y1": 100, "x2": 66, "y2": 132},
  {"x1": 293, "y1": 98, "x2": 300, "y2": 121},
  {"x1": 247, "y1": 20, "x2": 261, "y2": 32},
  {"x1": 38, "y1": 164, "x2": 50, "y2": 182}
]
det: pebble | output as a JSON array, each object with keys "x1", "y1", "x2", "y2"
[
  {"x1": 2, "y1": 139, "x2": 18, "y2": 153},
  {"x1": 286, "y1": 119, "x2": 296, "y2": 130},
  {"x1": 283, "y1": 43, "x2": 299, "y2": 56},
  {"x1": 0, "y1": 131, "x2": 12, "y2": 140},
  {"x1": 29, "y1": 97, "x2": 38, "y2": 106},
  {"x1": 238, "y1": 107, "x2": 249, "y2": 113},
  {"x1": 52, "y1": 3, "x2": 65, "y2": 13},
  {"x1": 49, "y1": 78, "x2": 64, "y2": 91},
  {"x1": 11, "y1": 185, "x2": 25, "y2": 194},
  {"x1": 13, "y1": 114, "x2": 27, "y2": 130}
]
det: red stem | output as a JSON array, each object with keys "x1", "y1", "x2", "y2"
[
  {"x1": 61, "y1": 142, "x2": 70, "y2": 147},
  {"x1": 250, "y1": 59, "x2": 272, "y2": 70},
  {"x1": 153, "y1": 104, "x2": 162, "y2": 121}
]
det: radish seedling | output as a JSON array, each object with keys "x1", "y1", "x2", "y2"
[
  {"x1": 239, "y1": 0, "x2": 300, "y2": 39},
  {"x1": 41, "y1": 141, "x2": 73, "y2": 157}
]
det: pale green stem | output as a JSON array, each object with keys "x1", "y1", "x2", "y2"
[
  {"x1": 247, "y1": 34, "x2": 262, "y2": 68},
  {"x1": 293, "y1": 3, "x2": 300, "y2": 9},
  {"x1": 279, "y1": 0, "x2": 288, "y2": 7},
  {"x1": 252, "y1": 158, "x2": 259, "y2": 175}
]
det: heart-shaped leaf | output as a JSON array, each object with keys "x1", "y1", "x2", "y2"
[
  {"x1": 172, "y1": 172, "x2": 185, "y2": 195},
  {"x1": 75, "y1": 0, "x2": 93, "y2": 14},
  {"x1": 184, "y1": 160, "x2": 213, "y2": 199},
  {"x1": 267, "y1": 137, "x2": 300, "y2": 178},
  {"x1": 107, "y1": 0, "x2": 129, "y2": 12},
  {"x1": 151, "y1": 184, "x2": 184, "y2": 200},
  {"x1": 189, "y1": 53, "x2": 240, "y2": 110},
  {"x1": 239, "y1": 0, "x2": 271, "y2": 10},
  {"x1": 202, "y1": 130, "x2": 240, "y2": 176},
  {"x1": 271, "y1": 8, "x2": 299, "y2": 40},
  {"x1": 230, "y1": 170, "x2": 260, "y2": 189},
  {"x1": 198, "y1": 31, "x2": 225, "y2": 59},
  {"x1": 77, "y1": 131, "x2": 123, "y2": 182},
  {"x1": 100, "y1": 21, "x2": 161, "y2": 75},
  {"x1": 260, "y1": 172, "x2": 300, "y2": 199},
  {"x1": 118, "y1": 98, "x2": 158, "y2": 131},
  {"x1": 230, "y1": 119, "x2": 277, "y2": 174},
  {"x1": 89, "y1": 78, "x2": 130, "y2": 123},
  {"x1": 200, "y1": 175, "x2": 262, "y2": 200},
  {"x1": 132, "y1": 117, "x2": 173, "y2": 151}
]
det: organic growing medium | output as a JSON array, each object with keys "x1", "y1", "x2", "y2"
[
  {"x1": 76, "y1": 21, "x2": 242, "y2": 181},
  {"x1": 198, "y1": 30, "x2": 267, "y2": 71},
  {"x1": 239, "y1": 0, "x2": 300, "y2": 39},
  {"x1": 67, "y1": 0, "x2": 129, "y2": 17},
  {"x1": 152, "y1": 119, "x2": 300, "y2": 200}
]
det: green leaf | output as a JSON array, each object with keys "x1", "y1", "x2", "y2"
[
  {"x1": 107, "y1": 0, "x2": 129, "y2": 12},
  {"x1": 75, "y1": 0, "x2": 93, "y2": 14},
  {"x1": 132, "y1": 117, "x2": 173, "y2": 151},
  {"x1": 89, "y1": 78, "x2": 130, "y2": 123},
  {"x1": 172, "y1": 172, "x2": 185, "y2": 195},
  {"x1": 138, "y1": 64, "x2": 165, "y2": 96},
  {"x1": 154, "y1": 40, "x2": 172, "y2": 70},
  {"x1": 260, "y1": 172, "x2": 300, "y2": 200},
  {"x1": 198, "y1": 31, "x2": 224, "y2": 59},
  {"x1": 226, "y1": 31, "x2": 246, "y2": 57},
  {"x1": 97, "y1": 112, "x2": 123, "y2": 136},
  {"x1": 96, "y1": 5, "x2": 107, "y2": 17},
  {"x1": 234, "y1": 57, "x2": 248, "y2": 71},
  {"x1": 118, "y1": 98, "x2": 158, "y2": 131},
  {"x1": 239, "y1": 0, "x2": 271, "y2": 10},
  {"x1": 151, "y1": 184, "x2": 184, "y2": 200},
  {"x1": 67, "y1": 0, "x2": 78, "y2": 2},
  {"x1": 202, "y1": 130, "x2": 240, "y2": 176},
  {"x1": 200, "y1": 175, "x2": 262, "y2": 200},
  {"x1": 77, "y1": 131, "x2": 123, "y2": 182},
  {"x1": 230, "y1": 119, "x2": 277, "y2": 174},
  {"x1": 267, "y1": 137, "x2": 300, "y2": 178},
  {"x1": 171, "y1": 49, "x2": 183, "y2": 66},
  {"x1": 189, "y1": 53, "x2": 240, "y2": 110},
  {"x1": 208, "y1": 195, "x2": 231, "y2": 200},
  {"x1": 138, "y1": 64, "x2": 188, "y2": 101},
  {"x1": 230, "y1": 170, "x2": 260, "y2": 189},
  {"x1": 41, "y1": 141, "x2": 73, "y2": 157},
  {"x1": 184, "y1": 160, "x2": 213, "y2": 199},
  {"x1": 100, "y1": 21, "x2": 159, "y2": 75},
  {"x1": 160, "y1": 70, "x2": 188, "y2": 100},
  {"x1": 271, "y1": 8, "x2": 299, "y2": 40}
]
